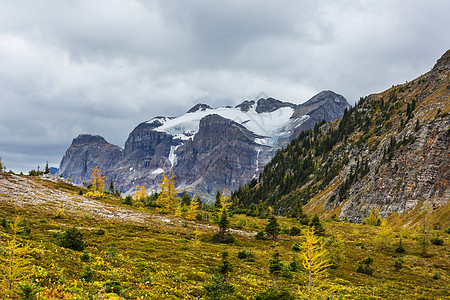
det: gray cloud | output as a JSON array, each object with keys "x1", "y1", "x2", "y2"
[{"x1": 0, "y1": 0, "x2": 449, "y2": 172}]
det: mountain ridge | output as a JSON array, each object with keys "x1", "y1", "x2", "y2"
[{"x1": 57, "y1": 91, "x2": 349, "y2": 201}]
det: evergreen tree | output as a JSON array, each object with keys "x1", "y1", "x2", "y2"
[
  {"x1": 181, "y1": 191, "x2": 191, "y2": 206},
  {"x1": 0, "y1": 156, "x2": 5, "y2": 172},
  {"x1": 109, "y1": 178, "x2": 115, "y2": 193},
  {"x1": 44, "y1": 161, "x2": 50, "y2": 174},
  {"x1": 218, "y1": 209, "x2": 230, "y2": 234},
  {"x1": 265, "y1": 215, "x2": 280, "y2": 240},
  {"x1": 213, "y1": 208, "x2": 234, "y2": 244},
  {"x1": 14, "y1": 280, "x2": 41, "y2": 300},
  {"x1": 203, "y1": 251, "x2": 234, "y2": 299},
  {"x1": 269, "y1": 251, "x2": 283, "y2": 289},
  {"x1": 214, "y1": 189, "x2": 222, "y2": 210},
  {"x1": 309, "y1": 215, "x2": 325, "y2": 236},
  {"x1": 215, "y1": 251, "x2": 233, "y2": 282}
]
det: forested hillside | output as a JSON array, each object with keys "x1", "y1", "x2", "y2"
[{"x1": 232, "y1": 50, "x2": 449, "y2": 225}]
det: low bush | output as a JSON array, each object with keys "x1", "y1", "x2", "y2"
[
  {"x1": 254, "y1": 288, "x2": 295, "y2": 300},
  {"x1": 237, "y1": 249, "x2": 255, "y2": 262},
  {"x1": 431, "y1": 237, "x2": 444, "y2": 245},
  {"x1": 53, "y1": 226, "x2": 85, "y2": 251},
  {"x1": 357, "y1": 256, "x2": 374, "y2": 275}
]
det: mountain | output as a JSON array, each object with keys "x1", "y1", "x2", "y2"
[
  {"x1": 57, "y1": 91, "x2": 349, "y2": 201},
  {"x1": 232, "y1": 50, "x2": 450, "y2": 224}
]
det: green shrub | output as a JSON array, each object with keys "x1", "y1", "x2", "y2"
[
  {"x1": 80, "y1": 250, "x2": 90, "y2": 262},
  {"x1": 212, "y1": 232, "x2": 235, "y2": 244},
  {"x1": 94, "y1": 228, "x2": 105, "y2": 236},
  {"x1": 255, "y1": 231, "x2": 266, "y2": 240},
  {"x1": 432, "y1": 272, "x2": 441, "y2": 280},
  {"x1": 203, "y1": 276, "x2": 234, "y2": 300},
  {"x1": 237, "y1": 249, "x2": 255, "y2": 262},
  {"x1": 254, "y1": 288, "x2": 295, "y2": 300},
  {"x1": 394, "y1": 257, "x2": 404, "y2": 271},
  {"x1": 104, "y1": 279, "x2": 122, "y2": 294},
  {"x1": 431, "y1": 237, "x2": 444, "y2": 245},
  {"x1": 80, "y1": 265, "x2": 94, "y2": 282},
  {"x1": 357, "y1": 256, "x2": 374, "y2": 275},
  {"x1": 14, "y1": 280, "x2": 41, "y2": 300},
  {"x1": 290, "y1": 226, "x2": 301, "y2": 236},
  {"x1": 395, "y1": 239, "x2": 406, "y2": 253},
  {"x1": 123, "y1": 195, "x2": 133, "y2": 206},
  {"x1": 53, "y1": 226, "x2": 85, "y2": 251}
]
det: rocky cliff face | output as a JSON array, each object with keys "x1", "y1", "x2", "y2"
[
  {"x1": 58, "y1": 134, "x2": 123, "y2": 184},
  {"x1": 332, "y1": 50, "x2": 450, "y2": 222},
  {"x1": 57, "y1": 91, "x2": 349, "y2": 201}
]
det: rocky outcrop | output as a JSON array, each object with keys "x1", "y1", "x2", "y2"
[
  {"x1": 337, "y1": 118, "x2": 450, "y2": 223},
  {"x1": 57, "y1": 134, "x2": 123, "y2": 183},
  {"x1": 187, "y1": 103, "x2": 213, "y2": 113},
  {"x1": 255, "y1": 98, "x2": 296, "y2": 113}
]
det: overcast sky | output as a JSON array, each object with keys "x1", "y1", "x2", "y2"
[{"x1": 0, "y1": 0, "x2": 449, "y2": 173}]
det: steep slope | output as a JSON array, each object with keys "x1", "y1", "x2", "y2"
[
  {"x1": 58, "y1": 91, "x2": 349, "y2": 201},
  {"x1": 232, "y1": 50, "x2": 450, "y2": 225}
]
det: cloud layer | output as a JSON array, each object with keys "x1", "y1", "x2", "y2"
[{"x1": 0, "y1": 0, "x2": 449, "y2": 172}]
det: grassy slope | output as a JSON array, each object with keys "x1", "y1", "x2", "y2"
[{"x1": 0, "y1": 174, "x2": 449, "y2": 299}]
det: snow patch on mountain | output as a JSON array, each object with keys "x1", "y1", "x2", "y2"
[
  {"x1": 154, "y1": 105, "x2": 297, "y2": 142},
  {"x1": 152, "y1": 168, "x2": 164, "y2": 175}
]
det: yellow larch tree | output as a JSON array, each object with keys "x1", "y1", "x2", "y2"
[
  {"x1": 220, "y1": 190, "x2": 231, "y2": 211},
  {"x1": 299, "y1": 227, "x2": 332, "y2": 300},
  {"x1": 156, "y1": 172, "x2": 180, "y2": 214},
  {"x1": 133, "y1": 185, "x2": 147, "y2": 202},
  {"x1": 1, "y1": 217, "x2": 31, "y2": 293},
  {"x1": 140, "y1": 185, "x2": 147, "y2": 200},
  {"x1": 133, "y1": 185, "x2": 140, "y2": 201},
  {"x1": 187, "y1": 194, "x2": 200, "y2": 220},
  {"x1": 90, "y1": 166, "x2": 105, "y2": 191}
]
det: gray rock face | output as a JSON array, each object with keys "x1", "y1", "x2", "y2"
[
  {"x1": 291, "y1": 91, "x2": 350, "y2": 137},
  {"x1": 255, "y1": 98, "x2": 296, "y2": 113},
  {"x1": 175, "y1": 114, "x2": 272, "y2": 197},
  {"x1": 57, "y1": 91, "x2": 349, "y2": 201},
  {"x1": 57, "y1": 134, "x2": 123, "y2": 184},
  {"x1": 187, "y1": 103, "x2": 213, "y2": 113},
  {"x1": 323, "y1": 51, "x2": 450, "y2": 223},
  {"x1": 235, "y1": 100, "x2": 255, "y2": 112},
  {"x1": 336, "y1": 119, "x2": 450, "y2": 223}
]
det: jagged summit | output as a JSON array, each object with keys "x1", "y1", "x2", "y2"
[
  {"x1": 235, "y1": 100, "x2": 255, "y2": 112},
  {"x1": 255, "y1": 97, "x2": 296, "y2": 113},
  {"x1": 433, "y1": 49, "x2": 450, "y2": 70},
  {"x1": 187, "y1": 103, "x2": 213, "y2": 113},
  {"x1": 72, "y1": 134, "x2": 109, "y2": 145}
]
